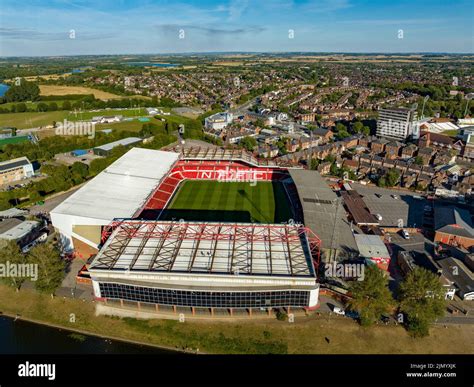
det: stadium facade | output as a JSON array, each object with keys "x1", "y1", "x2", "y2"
[{"x1": 51, "y1": 147, "x2": 322, "y2": 312}]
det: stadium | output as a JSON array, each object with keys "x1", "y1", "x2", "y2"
[{"x1": 51, "y1": 147, "x2": 323, "y2": 316}]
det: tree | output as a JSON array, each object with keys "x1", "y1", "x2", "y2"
[
  {"x1": 348, "y1": 265, "x2": 394, "y2": 326},
  {"x1": 28, "y1": 243, "x2": 65, "y2": 295},
  {"x1": 386, "y1": 168, "x2": 400, "y2": 187},
  {"x1": 414, "y1": 156, "x2": 423, "y2": 166},
  {"x1": 330, "y1": 163, "x2": 339, "y2": 176},
  {"x1": 62, "y1": 101, "x2": 72, "y2": 111},
  {"x1": 4, "y1": 79, "x2": 40, "y2": 102},
  {"x1": 399, "y1": 268, "x2": 446, "y2": 337},
  {"x1": 335, "y1": 122, "x2": 347, "y2": 133},
  {"x1": 310, "y1": 158, "x2": 319, "y2": 170},
  {"x1": 240, "y1": 136, "x2": 257, "y2": 151},
  {"x1": 352, "y1": 121, "x2": 364, "y2": 133},
  {"x1": 37, "y1": 102, "x2": 48, "y2": 112},
  {"x1": 0, "y1": 241, "x2": 28, "y2": 290},
  {"x1": 16, "y1": 102, "x2": 27, "y2": 113},
  {"x1": 377, "y1": 176, "x2": 387, "y2": 187},
  {"x1": 48, "y1": 102, "x2": 58, "y2": 111}
]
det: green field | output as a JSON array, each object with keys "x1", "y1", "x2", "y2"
[{"x1": 161, "y1": 180, "x2": 293, "y2": 223}]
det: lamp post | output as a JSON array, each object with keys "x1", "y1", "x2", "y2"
[
  {"x1": 463, "y1": 93, "x2": 474, "y2": 118},
  {"x1": 421, "y1": 95, "x2": 429, "y2": 119}
]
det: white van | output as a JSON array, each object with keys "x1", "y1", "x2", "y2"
[{"x1": 332, "y1": 306, "x2": 345, "y2": 316}]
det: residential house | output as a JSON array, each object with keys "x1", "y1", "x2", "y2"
[
  {"x1": 385, "y1": 141, "x2": 403, "y2": 159},
  {"x1": 317, "y1": 161, "x2": 332, "y2": 175},
  {"x1": 370, "y1": 138, "x2": 389, "y2": 154},
  {"x1": 417, "y1": 147, "x2": 435, "y2": 165},
  {"x1": 401, "y1": 143, "x2": 418, "y2": 159},
  {"x1": 311, "y1": 128, "x2": 334, "y2": 143}
]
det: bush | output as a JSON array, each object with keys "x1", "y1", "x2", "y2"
[{"x1": 276, "y1": 310, "x2": 287, "y2": 321}]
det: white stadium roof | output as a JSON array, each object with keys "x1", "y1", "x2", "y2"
[
  {"x1": 90, "y1": 220, "x2": 316, "y2": 278},
  {"x1": 51, "y1": 148, "x2": 179, "y2": 223}
]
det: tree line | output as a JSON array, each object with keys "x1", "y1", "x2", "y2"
[{"x1": 347, "y1": 265, "x2": 446, "y2": 338}]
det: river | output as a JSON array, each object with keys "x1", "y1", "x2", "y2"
[{"x1": 0, "y1": 316, "x2": 173, "y2": 354}]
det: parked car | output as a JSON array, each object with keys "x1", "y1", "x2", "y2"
[
  {"x1": 332, "y1": 306, "x2": 345, "y2": 316},
  {"x1": 345, "y1": 310, "x2": 359, "y2": 320},
  {"x1": 401, "y1": 230, "x2": 410, "y2": 239},
  {"x1": 375, "y1": 213, "x2": 383, "y2": 221}
]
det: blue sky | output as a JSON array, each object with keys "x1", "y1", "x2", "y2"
[{"x1": 0, "y1": 0, "x2": 472, "y2": 56}]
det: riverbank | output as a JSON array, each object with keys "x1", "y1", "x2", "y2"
[
  {"x1": 0, "y1": 285, "x2": 473, "y2": 354},
  {"x1": 0, "y1": 312, "x2": 181, "y2": 354}
]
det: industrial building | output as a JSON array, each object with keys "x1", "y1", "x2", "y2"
[
  {"x1": 204, "y1": 112, "x2": 233, "y2": 130},
  {"x1": 93, "y1": 137, "x2": 143, "y2": 156},
  {"x1": 0, "y1": 156, "x2": 34, "y2": 184},
  {"x1": 354, "y1": 234, "x2": 391, "y2": 271},
  {"x1": 434, "y1": 206, "x2": 474, "y2": 250}
]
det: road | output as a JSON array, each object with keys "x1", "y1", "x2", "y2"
[
  {"x1": 28, "y1": 185, "x2": 82, "y2": 215},
  {"x1": 230, "y1": 96, "x2": 259, "y2": 115}
]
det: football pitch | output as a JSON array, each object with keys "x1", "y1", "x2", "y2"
[{"x1": 161, "y1": 180, "x2": 293, "y2": 223}]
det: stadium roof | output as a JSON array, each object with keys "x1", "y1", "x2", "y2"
[
  {"x1": 289, "y1": 170, "x2": 357, "y2": 252},
  {"x1": 51, "y1": 148, "x2": 179, "y2": 222},
  {"x1": 90, "y1": 220, "x2": 318, "y2": 278},
  {"x1": 168, "y1": 145, "x2": 279, "y2": 167}
]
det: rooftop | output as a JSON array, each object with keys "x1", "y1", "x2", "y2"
[
  {"x1": 437, "y1": 256, "x2": 474, "y2": 299},
  {"x1": 0, "y1": 219, "x2": 39, "y2": 240},
  {"x1": 354, "y1": 234, "x2": 390, "y2": 258},
  {"x1": 90, "y1": 220, "x2": 317, "y2": 278},
  {"x1": 289, "y1": 169, "x2": 357, "y2": 251},
  {"x1": 93, "y1": 137, "x2": 142, "y2": 152},
  {"x1": 0, "y1": 156, "x2": 31, "y2": 173},
  {"x1": 50, "y1": 148, "x2": 179, "y2": 222},
  {"x1": 434, "y1": 206, "x2": 474, "y2": 239},
  {"x1": 341, "y1": 190, "x2": 379, "y2": 226}
]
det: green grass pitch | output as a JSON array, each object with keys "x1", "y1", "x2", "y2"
[{"x1": 161, "y1": 180, "x2": 293, "y2": 223}]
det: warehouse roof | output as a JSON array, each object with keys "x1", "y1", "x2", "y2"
[
  {"x1": 341, "y1": 190, "x2": 379, "y2": 226},
  {"x1": 434, "y1": 206, "x2": 474, "y2": 239},
  {"x1": 93, "y1": 137, "x2": 142, "y2": 152},
  {"x1": 50, "y1": 148, "x2": 179, "y2": 222},
  {"x1": 0, "y1": 156, "x2": 31, "y2": 172},
  {"x1": 0, "y1": 219, "x2": 39, "y2": 240},
  {"x1": 354, "y1": 234, "x2": 390, "y2": 258}
]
